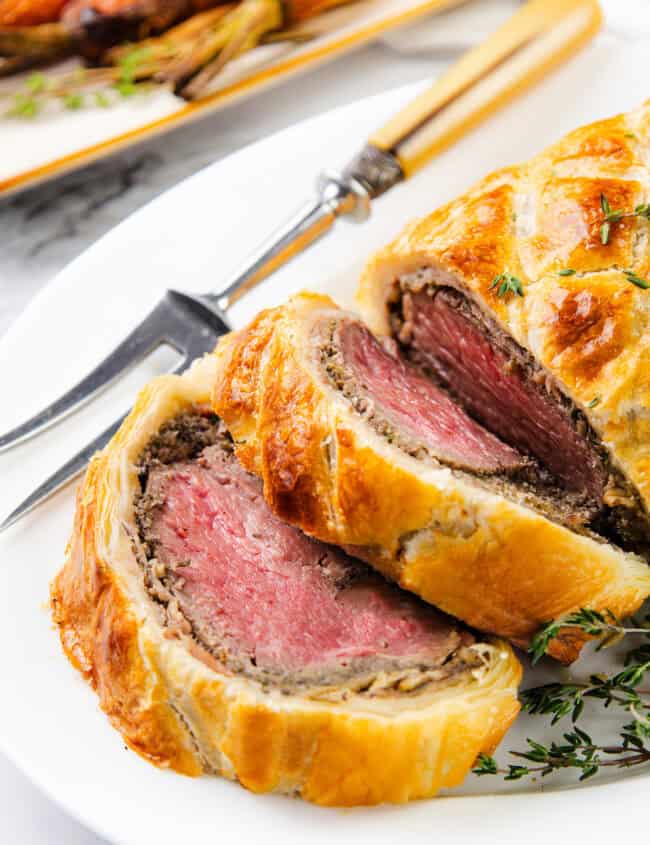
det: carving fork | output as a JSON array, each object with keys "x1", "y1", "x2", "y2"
[{"x1": 0, "y1": 0, "x2": 602, "y2": 531}]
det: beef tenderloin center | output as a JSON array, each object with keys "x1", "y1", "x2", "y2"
[
  {"x1": 318, "y1": 293, "x2": 650, "y2": 557},
  {"x1": 135, "y1": 413, "x2": 477, "y2": 691},
  {"x1": 403, "y1": 288, "x2": 605, "y2": 498}
]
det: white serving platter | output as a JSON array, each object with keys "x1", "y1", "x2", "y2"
[{"x1": 1, "y1": 30, "x2": 649, "y2": 845}]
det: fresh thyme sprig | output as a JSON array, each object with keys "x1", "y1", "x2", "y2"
[
  {"x1": 597, "y1": 195, "x2": 650, "y2": 287},
  {"x1": 600, "y1": 192, "x2": 650, "y2": 245},
  {"x1": 521, "y1": 662, "x2": 650, "y2": 724},
  {"x1": 2, "y1": 48, "x2": 156, "y2": 118},
  {"x1": 474, "y1": 729, "x2": 650, "y2": 782},
  {"x1": 489, "y1": 272, "x2": 524, "y2": 300},
  {"x1": 473, "y1": 606, "x2": 650, "y2": 785},
  {"x1": 474, "y1": 688, "x2": 650, "y2": 783},
  {"x1": 529, "y1": 608, "x2": 650, "y2": 664}
]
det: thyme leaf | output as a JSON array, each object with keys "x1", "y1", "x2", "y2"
[
  {"x1": 2, "y1": 45, "x2": 155, "y2": 119},
  {"x1": 489, "y1": 272, "x2": 524, "y2": 300},
  {"x1": 62, "y1": 92, "x2": 84, "y2": 110},
  {"x1": 624, "y1": 270, "x2": 650, "y2": 290},
  {"x1": 601, "y1": 221, "x2": 611, "y2": 245},
  {"x1": 473, "y1": 753, "x2": 498, "y2": 776},
  {"x1": 599, "y1": 193, "x2": 650, "y2": 245},
  {"x1": 6, "y1": 93, "x2": 40, "y2": 119},
  {"x1": 26, "y1": 72, "x2": 47, "y2": 94}
]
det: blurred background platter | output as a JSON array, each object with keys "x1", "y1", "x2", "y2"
[{"x1": 0, "y1": 0, "x2": 468, "y2": 197}]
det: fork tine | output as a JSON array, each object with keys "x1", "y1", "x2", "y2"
[
  {"x1": 0, "y1": 354, "x2": 199, "y2": 532},
  {"x1": 0, "y1": 414, "x2": 126, "y2": 533},
  {"x1": 0, "y1": 301, "x2": 172, "y2": 454}
]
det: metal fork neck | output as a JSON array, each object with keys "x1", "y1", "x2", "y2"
[{"x1": 207, "y1": 169, "x2": 372, "y2": 313}]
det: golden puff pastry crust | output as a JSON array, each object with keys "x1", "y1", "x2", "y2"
[
  {"x1": 50, "y1": 354, "x2": 522, "y2": 806},
  {"x1": 212, "y1": 293, "x2": 650, "y2": 663},
  {"x1": 357, "y1": 101, "x2": 650, "y2": 517}
]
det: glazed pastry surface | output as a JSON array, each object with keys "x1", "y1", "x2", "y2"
[
  {"x1": 51, "y1": 354, "x2": 521, "y2": 805},
  {"x1": 358, "y1": 100, "x2": 650, "y2": 522}
]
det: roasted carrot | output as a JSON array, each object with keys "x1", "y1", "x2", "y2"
[{"x1": 0, "y1": 0, "x2": 67, "y2": 26}]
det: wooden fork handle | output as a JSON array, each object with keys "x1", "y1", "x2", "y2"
[{"x1": 369, "y1": 0, "x2": 602, "y2": 178}]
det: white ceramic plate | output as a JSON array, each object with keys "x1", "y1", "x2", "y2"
[{"x1": 1, "y1": 31, "x2": 649, "y2": 845}]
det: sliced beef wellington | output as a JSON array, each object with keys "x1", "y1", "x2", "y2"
[
  {"x1": 212, "y1": 293, "x2": 650, "y2": 663},
  {"x1": 359, "y1": 102, "x2": 650, "y2": 554},
  {"x1": 51, "y1": 356, "x2": 521, "y2": 806},
  {"x1": 137, "y1": 419, "x2": 478, "y2": 690}
]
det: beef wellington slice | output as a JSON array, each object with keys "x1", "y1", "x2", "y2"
[
  {"x1": 51, "y1": 356, "x2": 520, "y2": 805},
  {"x1": 212, "y1": 290, "x2": 650, "y2": 663},
  {"x1": 357, "y1": 102, "x2": 650, "y2": 657}
]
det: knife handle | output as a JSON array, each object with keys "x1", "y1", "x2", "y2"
[{"x1": 369, "y1": 0, "x2": 602, "y2": 178}]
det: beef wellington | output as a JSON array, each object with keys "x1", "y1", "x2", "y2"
[
  {"x1": 212, "y1": 293, "x2": 650, "y2": 663},
  {"x1": 51, "y1": 355, "x2": 520, "y2": 805},
  {"x1": 357, "y1": 102, "x2": 650, "y2": 657}
]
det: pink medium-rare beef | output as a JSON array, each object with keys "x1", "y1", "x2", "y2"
[
  {"x1": 318, "y1": 296, "x2": 649, "y2": 553},
  {"x1": 404, "y1": 289, "x2": 607, "y2": 499},
  {"x1": 139, "y1": 433, "x2": 471, "y2": 684},
  {"x1": 337, "y1": 319, "x2": 524, "y2": 473}
]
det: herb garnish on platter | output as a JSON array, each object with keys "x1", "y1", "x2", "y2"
[
  {"x1": 473, "y1": 608, "x2": 650, "y2": 783},
  {"x1": 3, "y1": 49, "x2": 154, "y2": 118}
]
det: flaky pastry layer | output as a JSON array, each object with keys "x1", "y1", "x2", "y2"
[{"x1": 50, "y1": 355, "x2": 521, "y2": 805}]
